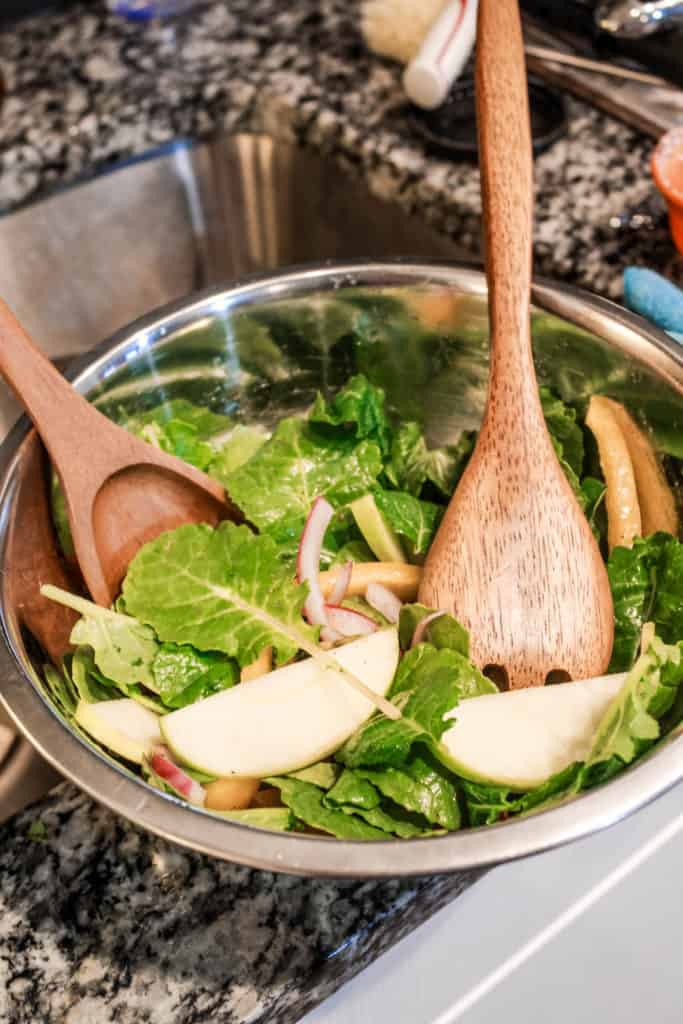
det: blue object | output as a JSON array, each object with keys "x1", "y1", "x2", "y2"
[
  {"x1": 623, "y1": 267, "x2": 683, "y2": 344},
  {"x1": 106, "y1": 0, "x2": 200, "y2": 17}
]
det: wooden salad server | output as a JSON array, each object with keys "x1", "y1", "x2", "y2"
[
  {"x1": 0, "y1": 300, "x2": 235, "y2": 608},
  {"x1": 418, "y1": 0, "x2": 614, "y2": 689}
]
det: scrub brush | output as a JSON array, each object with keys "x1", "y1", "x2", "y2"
[{"x1": 361, "y1": 0, "x2": 479, "y2": 109}]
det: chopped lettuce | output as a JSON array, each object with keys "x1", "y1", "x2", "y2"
[
  {"x1": 211, "y1": 807, "x2": 295, "y2": 832},
  {"x1": 152, "y1": 644, "x2": 238, "y2": 708},
  {"x1": 356, "y1": 752, "x2": 460, "y2": 830},
  {"x1": 371, "y1": 488, "x2": 443, "y2": 557},
  {"x1": 122, "y1": 522, "x2": 316, "y2": 668},
  {"x1": 310, "y1": 373, "x2": 393, "y2": 456},
  {"x1": 385, "y1": 421, "x2": 473, "y2": 498},
  {"x1": 398, "y1": 604, "x2": 471, "y2": 657},
  {"x1": 608, "y1": 532, "x2": 683, "y2": 672},
  {"x1": 207, "y1": 424, "x2": 269, "y2": 482},
  {"x1": 224, "y1": 417, "x2": 383, "y2": 532},
  {"x1": 338, "y1": 643, "x2": 494, "y2": 771},
  {"x1": 265, "y1": 777, "x2": 389, "y2": 839},
  {"x1": 42, "y1": 586, "x2": 159, "y2": 692}
]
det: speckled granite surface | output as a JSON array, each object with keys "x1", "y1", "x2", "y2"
[
  {"x1": 0, "y1": 0, "x2": 681, "y2": 299},
  {"x1": 0, "y1": 787, "x2": 481, "y2": 1023},
  {"x1": 0, "y1": 2, "x2": 681, "y2": 1021}
]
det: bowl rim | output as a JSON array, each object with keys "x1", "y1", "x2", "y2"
[{"x1": 1, "y1": 258, "x2": 682, "y2": 878}]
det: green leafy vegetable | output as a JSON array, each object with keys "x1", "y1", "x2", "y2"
[
  {"x1": 607, "y1": 533, "x2": 683, "y2": 671},
  {"x1": 385, "y1": 421, "x2": 473, "y2": 498},
  {"x1": 50, "y1": 470, "x2": 75, "y2": 560},
  {"x1": 310, "y1": 374, "x2": 393, "y2": 456},
  {"x1": 540, "y1": 388, "x2": 584, "y2": 477},
  {"x1": 211, "y1": 807, "x2": 295, "y2": 832},
  {"x1": 398, "y1": 604, "x2": 470, "y2": 656},
  {"x1": 330, "y1": 539, "x2": 376, "y2": 565},
  {"x1": 225, "y1": 418, "x2": 383, "y2": 532},
  {"x1": 265, "y1": 777, "x2": 389, "y2": 839},
  {"x1": 207, "y1": 425, "x2": 269, "y2": 482},
  {"x1": 122, "y1": 522, "x2": 316, "y2": 668},
  {"x1": 338, "y1": 644, "x2": 494, "y2": 771},
  {"x1": 371, "y1": 488, "x2": 443, "y2": 557},
  {"x1": 288, "y1": 762, "x2": 340, "y2": 789},
  {"x1": 588, "y1": 636, "x2": 683, "y2": 771},
  {"x1": 42, "y1": 586, "x2": 159, "y2": 691},
  {"x1": 326, "y1": 768, "x2": 380, "y2": 810},
  {"x1": 356, "y1": 751, "x2": 460, "y2": 830},
  {"x1": 152, "y1": 644, "x2": 238, "y2": 709},
  {"x1": 41, "y1": 662, "x2": 78, "y2": 718}
]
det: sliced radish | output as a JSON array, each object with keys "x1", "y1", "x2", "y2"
[
  {"x1": 150, "y1": 747, "x2": 206, "y2": 807},
  {"x1": 365, "y1": 582, "x2": 402, "y2": 624},
  {"x1": 328, "y1": 560, "x2": 353, "y2": 605},
  {"x1": 325, "y1": 604, "x2": 378, "y2": 637},
  {"x1": 411, "y1": 610, "x2": 446, "y2": 648},
  {"x1": 297, "y1": 497, "x2": 335, "y2": 626}
]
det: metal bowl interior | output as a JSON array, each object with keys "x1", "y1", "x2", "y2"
[{"x1": 1, "y1": 261, "x2": 682, "y2": 878}]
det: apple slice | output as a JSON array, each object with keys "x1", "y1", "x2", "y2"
[
  {"x1": 75, "y1": 698, "x2": 162, "y2": 765},
  {"x1": 161, "y1": 627, "x2": 399, "y2": 778},
  {"x1": 442, "y1": 672, "x2": 627, "y2": 790}
]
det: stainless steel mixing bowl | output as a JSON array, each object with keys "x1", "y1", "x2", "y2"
[{"x1": 1, "y1": 261, "x2": 682, "y2": 878}]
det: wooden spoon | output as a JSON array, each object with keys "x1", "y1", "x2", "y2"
[
  {"x1": 418, "y1": 0, "x2": 614, "y2": 689},
  {"x1": 0, "y1": 300, "x2": 236, "y2": 608}
]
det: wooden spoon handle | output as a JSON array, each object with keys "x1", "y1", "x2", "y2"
[
  {"x1": 477, "y1": 0, "x2": 539, "y2": 435},
  {"x1": 0, "y1": 300, "x2": 100, "y2": 470}
]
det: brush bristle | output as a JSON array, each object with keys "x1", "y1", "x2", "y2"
[{"x1": 360, "y1": 0, "x2": 448, "y2": 64}]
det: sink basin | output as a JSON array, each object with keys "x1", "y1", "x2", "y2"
[{"x1": 0, "y1": 132, "x2": 465, "y2": 822}]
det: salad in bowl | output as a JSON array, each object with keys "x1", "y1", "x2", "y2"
[{"x1": 33, "y1": 280, "x2": 683, "y2": 844}]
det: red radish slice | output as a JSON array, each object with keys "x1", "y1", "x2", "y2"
[
  {"x1": 326, "y1": 604, "x2": 378, "y2": 637},
  {"x1": 151, "y1": 747, "x2": 205, "y2": 807},
  {"x1": 328, "y1": 560, "x2": 353, "y2": 605},
  {"x1": 411, "y1": 610, "x2": 446, "y2": 648},
  {"x1": 365, "y1": 582, "x2": 402, "y2": 624},
  {"x1": 297, "y1": 497, "x2": 335, "y2": 626}
]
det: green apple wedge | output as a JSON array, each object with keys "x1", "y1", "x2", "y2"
[
  {"x1": 75, "y1": 698, "x2": 162, "y2": 765},
  {"x1": 161, "y1": 627, "x2": 399, "y2": 778},
  {"x1": 441, "y1": 672, "x2": 627, "y2": 790}
]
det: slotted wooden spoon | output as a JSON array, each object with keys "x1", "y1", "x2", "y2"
[
  {"x1": 0, "y1": 300, "x2": 234, "y2": 608},
  {"x1": 418, "y1": 0, "x2": 614, "y2": 688}
]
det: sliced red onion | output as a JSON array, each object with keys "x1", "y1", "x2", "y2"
[
  {"x1": 151, "y1": 747, "x2": 205, "y2": 807},
  {"x1": 328, "y1": 560, "x2": 353, "y2": 606},
  {"x1": 325, "y1": 604, "x2": 378, "y2": 637},
  {"x1": 320, "y1": 624, "x2": 343, "y2": 646},
  {"x1": 296, "y1": 497, "x2": 335, "y2": 626},
  {"x1": 365, "y1": 582, "x2": 402, "y2": 624},
  {"x1": 410, "y1": 611, "x2": 446, "y2": 649}
]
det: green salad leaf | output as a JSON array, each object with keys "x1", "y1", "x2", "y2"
[
  {"x1": 587, "y1": 636, "x2": 683, "y2": 772},
  {"x1": 608, "y1": 532, "x2": 683, "y2": 672},
  {"x1": 265, "y1": 777, "x2": 389, "y2": 839},
  {"x1": 398, "y1": 604, "x2": 470, "y2": 657},
  {"x1": 540, "y1": 388, "x2": 584, "y2": 477},
  {"x1": 42, "y1": 586, "x2": 159, "y2": 691},
  {"x1": 310, "y1": 374, "x2": 393, "y2": 456},
  {"x1": 224, "y1": 418, "x2": 383, "y2": 532},
  {"x1": 211, "y1": 807, "x2": 295, "y2": 832},
  {"x1": 371, "y1": 488, "x2": 443, "y2": 556},
  {"x1": 288, "y1": 762, "x2": 340, "y2": 789},
  {"x1": 356, "y1": 751, "x2": 460, "y2": 830},
  {"x1": 338, "y1": 644, "x2": 494, "y2": 771},
  {"x1": 126, "y1": 399, "x2": 234, "y2": 473},
  {"x1": 152, "y1": 644, "x2": 238, "y2": 709},
  {"x1": 207, "y1": 424, "x2": 269, "y2": 482},
  {"x1": 385, "y1": 421, "x2": 473, "y2": 498},
  {"x1": 122, "y1": 522, "x2": 316, "y2": 668}
]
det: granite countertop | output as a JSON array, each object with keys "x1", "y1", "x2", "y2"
[{"x1": 0, "y1": 3, "x2": 681, "y2": 1023}]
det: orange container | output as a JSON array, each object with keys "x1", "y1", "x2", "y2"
[{"x1": 652, "y1": 127, "x2": 683, "y2": 258}]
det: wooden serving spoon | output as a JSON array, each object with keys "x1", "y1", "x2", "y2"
[
  {"x1": 418, "y1": 0, "x2": 614, "y2": 689},
  {"x1": 0, "y1": 300, "x2": 235, "y2": 608}
]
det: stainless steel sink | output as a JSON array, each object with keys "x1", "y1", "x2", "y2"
[{"x1": 0, "y1": 132, "x2": 465, "y2": 821}]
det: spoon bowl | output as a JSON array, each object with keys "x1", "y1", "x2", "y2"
[{"x1": 0, "y1": 300, "x2": 233, "y2": 611}]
